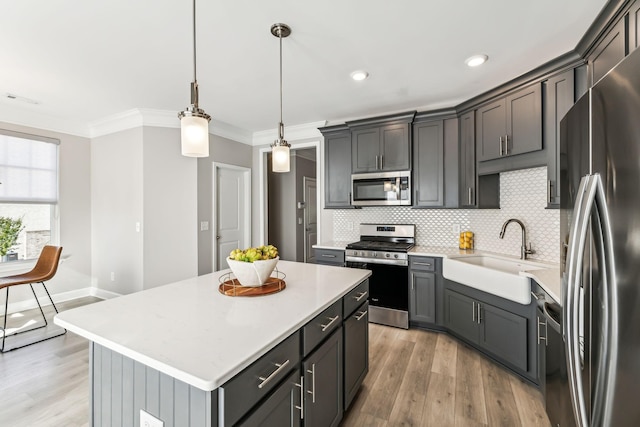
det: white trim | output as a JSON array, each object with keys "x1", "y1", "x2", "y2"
[
  {"x1": 259, "y1": 140, "x2": 322, "y2": 248},
  {"x1": 252, "y1": 121, "x2": 326, "y2": 146},
  {"x1": 212, "y1": 163, "x2": 251, "y2": 271},
  {"x1": 3, "y1": 286, "x2": 120, "y2": 316}
]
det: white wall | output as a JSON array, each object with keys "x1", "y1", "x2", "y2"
[
  {"x1": 91, "y1": 128, "x2": 144, "y2": 295},
  {"x1": 0, "y1": 121, "x2": 92, "y2": 308},
  {"x1": 142, "y1": 127, "x2": 198, "y2": 289}
]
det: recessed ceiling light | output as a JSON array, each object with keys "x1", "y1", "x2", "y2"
[
  {"x1": 465, "y1": 54, "x2": 488, "y2": 67},
  {"x1": 350, "y1": 70, "x2": 369, "y2": 81}
]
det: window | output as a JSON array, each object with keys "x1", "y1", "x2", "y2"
[{"x1": 0, "y1": 130, "x2": 59, "y2": 263}]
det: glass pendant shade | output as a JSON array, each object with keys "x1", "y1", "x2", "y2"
[
  {"x1": 180, "y1": 115, "x2": 210, "y2": 157},
  {"x1": 272, "y1": 143, "x2": 290, "y2": 172}
]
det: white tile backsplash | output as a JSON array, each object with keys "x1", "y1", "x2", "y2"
[{"x1": 333, "y1": 166, "x2": 560, "y2": 263}]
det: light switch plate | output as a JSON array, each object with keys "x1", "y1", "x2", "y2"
[
  {"x1": 200, "y1": 221, "x2": 209, "y2": 231},
  {"x1": 140, "y1": 410, "x2": 164, "y2": 427}
]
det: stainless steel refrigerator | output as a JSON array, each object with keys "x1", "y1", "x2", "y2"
[{"x1": 556, "y1": 46, "x2": 640, "y2": 426}]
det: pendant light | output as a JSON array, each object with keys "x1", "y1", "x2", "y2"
[
  {"x1": 270, "y1": 23, "x2": 292, "y2": 173},
  {"x1": 178, "y1": 0, "x2": 211, "y2": 157}
]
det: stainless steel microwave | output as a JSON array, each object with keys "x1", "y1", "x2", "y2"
[{"x1": 351, "y1": 171, "x2": 411, "y2": 206}]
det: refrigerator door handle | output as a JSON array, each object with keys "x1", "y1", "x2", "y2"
[{"x1": 564, "y1": 174, "x2": 596, "y2": 427}]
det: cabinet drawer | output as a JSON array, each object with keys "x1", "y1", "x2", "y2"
[
  {"x1": 302, "y1": 299, "x2": 342, "y2": 357},
  {"x1": 343, "y1": 279, "x2": 369, "y2": 318},
  {"x1": 315, "y1": 249, "x2": 345, "y2": 265},
  {"x1": 409, "y1": 256, "x2": 436, "y2": 272},
  {"x1": 220, "y1": 331, "x2": 301, "y2": 426}
]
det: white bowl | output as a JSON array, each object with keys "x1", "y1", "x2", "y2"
[{"x1": 227, "y1": 256, "x2": 279, "y2": 287}]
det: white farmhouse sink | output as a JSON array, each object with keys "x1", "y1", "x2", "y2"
[{"x1": 442, "y1": 255, "x2": 550, "y2": 305}]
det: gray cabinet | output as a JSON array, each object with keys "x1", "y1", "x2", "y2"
[
  {"x1": 348, "y1": 112, "x2": 415, "y2": 173},
  {"x1": 319, "y1": 125, "x2": 353, "y2": 209},
  {"x1": 303, "y1": 327, "x2": 343, "y2": 427},
  {"x1": 444, "y1": 287, "x2": 529, "y2": 377},
  {"x1": 409, "y1": 271, "x2": 436, "y2": 325},
  {"x1": 589, "y1": 17, "x2": 626, "y2": 85},
  {"x1": 544, "y1": 69, "x2": 575, "y2": 208},
  {"x1": 343, "y1": 301, "x2": 368, "y2": 410},
  {"x1": 238, "y1": 370, "x2": 302, "y2": 427},
  {"x1": 412, "y1": 120, "x2": 444, "y2": 207},
  {"x1": 477, "y1": 83, "x2": 542, "y2": 162},
  {"x1": 629, "y1": 0, "x2": 640, "y2": 53},
  {"x1": 459, "y1": 111, "x2": 476, "y2": 207},
  {"x1": 314, "y1": 248, "x2": 345, "y2": 267}
]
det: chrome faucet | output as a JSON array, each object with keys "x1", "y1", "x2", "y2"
[{"x1": 499, "y1": 218, "x2": 534, "y2": 260}]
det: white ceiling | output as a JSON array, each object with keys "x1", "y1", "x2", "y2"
[{"x1": 1, "y1": 0, "x2": 607, "y2": 140}]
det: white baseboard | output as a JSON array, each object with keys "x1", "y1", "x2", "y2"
[{"x1": 3, "y1": 286, "x2": 122, "y2": 315}]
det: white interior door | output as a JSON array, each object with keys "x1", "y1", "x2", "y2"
[
  {"x1": 304, "y1": 177, "x2": 317, "y2": 263},
  {"x1": 215, "y1": 164, "x2": 250, "y2": 271}
]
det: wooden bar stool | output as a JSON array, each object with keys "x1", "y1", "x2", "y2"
[{"x1": 0, "y1": 245, "x2": 66, "y2": 352}]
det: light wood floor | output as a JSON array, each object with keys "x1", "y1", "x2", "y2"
[{"x1": 0, "y1": 298, "x2": 549, "y2": 427}]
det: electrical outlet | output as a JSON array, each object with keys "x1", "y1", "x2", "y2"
[
  {"x1": 110, "y1": 272, "x2": 115, "y2": 281},
  {"x1": 200, "y1": 221, "x2": 209, "y2": 231},
  {"x1": 452, "y1": 224, "x2": 461, "y2": 235},
  {"x1": 140, "y1": 410, "x2": 164, "y2": 427},
  {"x1": 135, "y1": 222, "x2": 141, "y2": 233},
  {"x1": 346, "y1": 221, "x2": 354, "y2": 231}
]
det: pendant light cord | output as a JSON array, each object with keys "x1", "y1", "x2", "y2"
[
  {"x1": 279, "y1": 28, "x2": 284, "y2": 139},
  {"x1": 192, "y1": 0, "x2": 197, "y2": 83}
]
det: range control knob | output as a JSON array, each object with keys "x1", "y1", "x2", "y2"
[
  {"x1": 373, "y1": 252, "x2": 378, "y2": 257},
  {"x1": 385, "y1": 253, "x2": 390, "y2": 258},
  {"x1": 394, "y1": 254, "x2": 399, "y2": 259}
]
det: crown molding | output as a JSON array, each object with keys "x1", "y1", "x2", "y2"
[
  {"x1": 88, "y1": 108, "x2": 253, "y2": 144},
  {"x1": 0, "y1": 103, "x2": 91, "y2": 138},
  {"x1": 252, "y1": 120, "x2": 327, "y2": 146}
]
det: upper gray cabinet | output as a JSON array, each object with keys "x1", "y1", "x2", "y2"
[
  {"x1": 629, "y1": 0, "x2": 640, "y2": 53},
  {"x1": 412, "y1": 113, "x2": 459, "y2": 208},
  {"x1": 589, "y1": 17, "x2": 626, "y2": 85},
  {"x1": 476, "y1": 83, "x2": 542, "y2": 162},
  {"x1": 319, "y1": 124, "x2": 354, "y2": 209},
  {"x1": 348, "y1": 112, "x2": 415, "y2": 173},
  {"x1": 544, "y1": 69, "x2": 575, "y2": 208},
  {"x1": 459, "y1": 111, "x2": 476, "y2": 207}
]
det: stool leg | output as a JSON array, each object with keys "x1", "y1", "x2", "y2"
[
  {"x1": 30, "y1": 283, "x2": 48, "y2": 326},
  {"x1": 2, "y1": 287, "x2": 8, "y2": 352},
  {"x1": 40, "y1": 282, "x2": 61, "y2": 314}
]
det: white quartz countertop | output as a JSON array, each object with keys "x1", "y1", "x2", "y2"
[
  {"x1": 312, "y1": 241, "x2": 351, "y2": 250},
  {"x1": 54, "y1": 261, "x2": 371, "y2": 392}
]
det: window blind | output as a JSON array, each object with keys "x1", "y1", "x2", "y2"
[{"x1": 0, "y1": 130, "x2": 59, "y2": 203}]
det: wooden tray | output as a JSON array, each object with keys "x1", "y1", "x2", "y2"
[{"x1": 219, "y1": 277, "x2": 286, "y2": 297}]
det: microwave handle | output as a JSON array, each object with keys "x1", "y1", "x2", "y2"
[{"x1": 396, "y1": 177, "x2": 401, "y2": 200}]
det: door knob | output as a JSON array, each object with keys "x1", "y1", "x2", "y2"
[{"x1": 216, "y1": 235, "x2": 221, "y2": 240}]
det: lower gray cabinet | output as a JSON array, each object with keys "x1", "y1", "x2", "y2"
[
  {"x1": 238, "y1": 370, "x2": 302, "y2": 427},
  {"x1": 444, "y1": 287, "x2": 528, "y2": 374},
  {"x1": 303, "y1": 327, "x2": 343, "y2": 427},
  {"x1": 409, "y1": 271, "x2": 436, "y2": 325},
  {"x1": 314, "y1": 248, "x2": 345, "y2": 267},
  {"x1": 344, "y1": 302, "x2": 369, "y2": 410}
]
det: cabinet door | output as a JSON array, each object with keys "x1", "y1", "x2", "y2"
[
  {"x1": 478, "y1": 302, "x2": 528, "y2": 372},
  {"x1": 444, "y1": 289, "x2": 478, "y2": 344},
  {"x1": 238, "y1": 370, "x2": 302, "y2": 427},
  {"x1": 476, "y1": 99, "x2": 506, "y2": 161},
  {"x1": 459, "y1": 111, "x2": 476, "y2": 207},
  {"x1": 304, "y1": 327, "x2": 343, "y2": 427},
  {"x1": 324, "y1": 132, "x2": 353, "y2": 208},
  {"x1": 409, "y1": 271, "x2": 436, "y2": 324},
  {"x1": 589, "y1": 17, "x2": 626, "y2": 85},
  {"x1": 544, "y1": 70, "x2": 574, "y2": 208},
  {"x1": 352, "y1": 128, "x2": 380, "y2": 173},
  {"x1": 412, "y1": 120, "x2": 444, "y2": 207},
  {"x1": 344, "y1": 302, "x2": 369, "y2": 410},
  {"x1": 380, "y1": 123, "x2": 410, "y2": 171},
  {"x1": 537, "y1": 309, "x2": 546, "y2": 392},
  {"x1": 506, "y1": 83, "x2": 542, "y2": 156}
]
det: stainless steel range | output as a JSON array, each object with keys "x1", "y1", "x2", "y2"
[{"x1": 345, "y1": 224, "x2": 415, "y2": 329}]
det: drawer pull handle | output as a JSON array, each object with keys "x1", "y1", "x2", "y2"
[
  {"x1": 321, "y1": 254, "x2": 337, "y2": 258},
  {"x1": 321, "y1": 315, "x2": 340, "y2": 332},
  {"x1": 353, "y1": 291, "x2": 368, "y2": 301},
  {"x1": 355, "y1": 310, "x2": 368, "y2": 321},
  {"x1": 258, "y1": 359, "x2": 290, "y2": 389},
  {"x1": 295, "y1": 376, "x2": 304, "y2": 419},
  {"x1": 414, "y1": 262, "x2": 432, "y2": 266}
]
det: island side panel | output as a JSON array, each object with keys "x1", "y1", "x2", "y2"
[{"x1": 91, "y1": 343, "x2": 216, "y2": 427}]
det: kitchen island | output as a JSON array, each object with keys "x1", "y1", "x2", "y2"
[{"x1": 55, "y1": 260, "x2": 371, "y2": 427}]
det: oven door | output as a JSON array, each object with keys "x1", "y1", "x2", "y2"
[
  {"x1": 351, "y1": 172, "x2": 411, "y2": 206},
  {"x1": 347, "y1": 261, "x2": 408, "y2": 329}
]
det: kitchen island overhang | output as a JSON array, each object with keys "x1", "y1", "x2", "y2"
[{"x1": 54, "y1": 260, "x2": 371, "y2": 426}]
